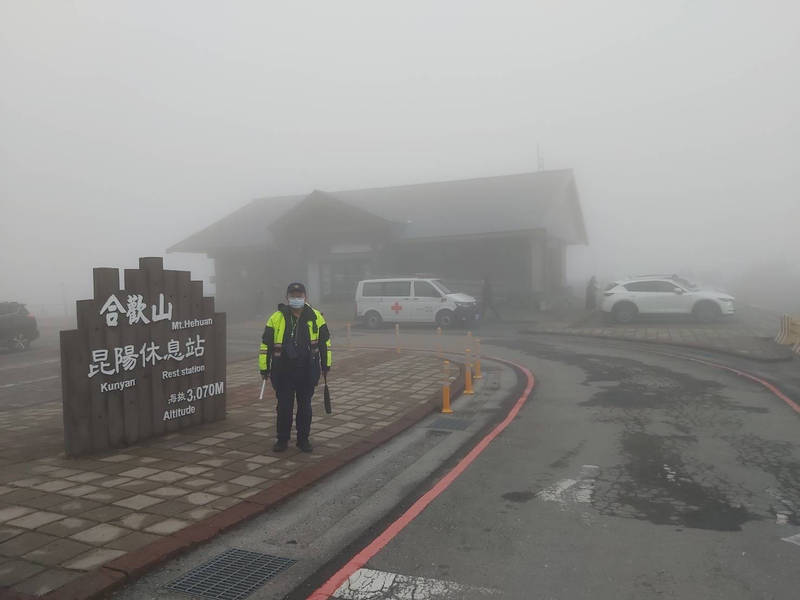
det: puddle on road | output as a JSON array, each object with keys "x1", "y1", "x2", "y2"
[
  {"x1": 501, "y1": 490, "x2": 536, "y2": 503},
  {"x1": 593, "y1": 430, "x2": 758, "y2": 531}
]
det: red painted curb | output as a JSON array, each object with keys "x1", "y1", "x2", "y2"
[{"x1": 306, "y1": 356, "x2": 535, "y2": 599}]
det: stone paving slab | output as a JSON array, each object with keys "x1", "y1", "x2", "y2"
[{"x1": 0, "y1": 348, "x2": 451, "y2": 598}]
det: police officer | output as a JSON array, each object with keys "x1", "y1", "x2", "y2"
[{"x1": 259, "y1": 283, "x2": 331, "y2": 453}]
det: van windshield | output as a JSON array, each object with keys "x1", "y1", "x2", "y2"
[{"x1": 431, "y1": 280, "x2": 451, "y2": 294}]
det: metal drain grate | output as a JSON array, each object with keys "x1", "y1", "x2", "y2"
[
  {"x1": 427, "y1": 417, "x2": 472, "y2": 431},
  {"x1": 166, "y1": 548, "x2": 296, "y2": 600}
]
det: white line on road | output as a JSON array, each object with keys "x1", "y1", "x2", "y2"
[
  {"x1": 537, "y1": 465, "x2": 600, "y2": 507},
  {"x1": 782, "y1": 533, "x2": 800, "y2": 546},
  {"x1": 0, "y1": 358, "x2": 60, "y2": 371},
  {"x1": 334, "y1": 568, "x2": 499, "y2": 599},
  {"x1": 0, "y1": 375, "x2": 59, "y2": 389}
]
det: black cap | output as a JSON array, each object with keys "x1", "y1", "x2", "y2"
[{"x1": 286, "y1": 282, "x2": 306, "y2": 294}]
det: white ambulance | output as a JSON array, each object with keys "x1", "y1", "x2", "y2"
[{"x1": 355, "y1": 278, "x2": 479, "y2": 328}]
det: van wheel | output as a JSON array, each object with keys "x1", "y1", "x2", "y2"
[
  {"x1": 436, "y1": 310, "x2": 455, "y2": 328},
  {"x1": 365, "y1": 311, "x2": 383, "y2": 329}
]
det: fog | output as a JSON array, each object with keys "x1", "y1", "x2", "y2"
[{"x1": 2, "y1": 0, "x2": 799, "y2": 315}]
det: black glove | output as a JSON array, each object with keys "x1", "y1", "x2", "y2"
[
  {"x1": 260, "y1": 370, "x2": 270, "y2": 380},
  {"x1": 322, "y1": 365, "x2": 330, "y2": 374}
]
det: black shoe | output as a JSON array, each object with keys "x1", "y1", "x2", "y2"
[
  {"x1": 273, "y1": 440, "x2": 288, "y2": 452},
  {"x1": 296, "y1": 439, "x2": 313, "y2": 453}
]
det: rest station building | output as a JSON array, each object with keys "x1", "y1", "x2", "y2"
[{"x1": 169, "y1": 170, "x2": 588, "y2": 318}]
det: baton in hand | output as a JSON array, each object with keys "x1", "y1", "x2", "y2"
[
  {"x1": 259, "y1": 379, "x2": 266, "y2": 401},
  {"x1": 323, "y1": 371, "x2": 332, "y2": 414}
]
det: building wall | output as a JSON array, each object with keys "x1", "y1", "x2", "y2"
[
  {"x1": 376, "y1": 234, "x2": 535, "y2": 306},
  {"x1": 211, "y1": 247, "x2": 297, "y2": 319},
  {"x1": 211, "y1": 230, "x2": 570, "y2": 318}
]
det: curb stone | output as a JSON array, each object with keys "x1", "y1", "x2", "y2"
[{"x1": 522, "y1": 329, "x2": 795, "y2": 363}]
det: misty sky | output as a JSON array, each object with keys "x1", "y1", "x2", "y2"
[{"x1": 2, "y1": 0, "x2": 798, "y2": 311}]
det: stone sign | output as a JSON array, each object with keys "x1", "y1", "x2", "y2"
[{"x1": 60, "y1": 257, "x2": 226, "y2": 456}]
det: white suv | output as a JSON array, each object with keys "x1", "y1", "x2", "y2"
[
  {"x1": 601, "y1": 277, "x2": 735, "y2": 323},
  {"x1": 355, "y1": 278, "x2": 478, "y2": 329}
]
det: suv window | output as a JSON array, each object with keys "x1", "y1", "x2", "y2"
[
  {"x1": 0, "y1": 302, "x2": 19, "y2": 315},
  {"x1": 625, "y1": 281, "x2": 679, "y2": 292},
  {"x1": 382, "y1": 281, "x2": 411, "y2": 297},
  {"x1": 414, "y1": 281, "x2": 441, "y2": 298},
  {"x1": 653, "y1": 281, "x2": 682, "y2": 292},
  {"x1": 362, "y1": 282, "x2": 383, "y2": 297}
]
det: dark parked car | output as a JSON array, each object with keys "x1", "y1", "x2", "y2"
[{"x1": 0, "y1": 302, "x2": 40, "y2": 351}]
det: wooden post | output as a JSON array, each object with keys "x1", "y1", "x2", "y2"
[
  {"x1": 124, "y1": 267, "x2": 153, "y2": 442},
  {"x1": 141, "y1": 257, "x2": 166, "y2": 436},
  {"x1": 88, "y1": 267, "x2": 120, "y2": 452}
]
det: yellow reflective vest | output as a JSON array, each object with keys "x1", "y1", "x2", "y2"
[{"x1": 258, "y1": 304, "x2": 331, "y2": 373}]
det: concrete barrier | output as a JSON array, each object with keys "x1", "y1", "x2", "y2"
[{"x1": 775, "y1": 315, "x2": 800, "y2": 346}]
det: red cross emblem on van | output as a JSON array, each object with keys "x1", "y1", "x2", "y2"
[{"x1": 390, "y1": 302, "x2": 403, "y2": 314}]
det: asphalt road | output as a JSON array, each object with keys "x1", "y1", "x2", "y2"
[
  {"x1": 307, "y1": 335, "x2": 800, "y2": 600},
  {"x1": 108, "y1": 326, "x2": 800, "y2": 600}
]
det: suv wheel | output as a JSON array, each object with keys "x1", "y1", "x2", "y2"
[
  {"x1": 436, "y1": 309, "x2": 455, "y2": 328},
  {"x1": 693, "y1": 301, "x2": 721, "y2": 323},
  {"x1": 364, "y1": 311, "x2": 383, "y2": 330},
  {"x1": 612, "y1": 302, "x2": 638, "y2": 324},
  {"x1": 8, "y1": 333, "x2": 30, "y2": 351}
]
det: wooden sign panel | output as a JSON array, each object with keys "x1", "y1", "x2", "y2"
[{"x1": 60, "y1": 257, "x2": 226, "y2": 456}]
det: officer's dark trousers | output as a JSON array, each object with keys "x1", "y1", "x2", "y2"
[{"x1": 272, "y1": 367, "x2": 314, "y2": 443}]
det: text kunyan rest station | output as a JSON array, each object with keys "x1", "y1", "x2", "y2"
[{"x1": 60, "y1": 257, "x2": 226, "y2": 457}]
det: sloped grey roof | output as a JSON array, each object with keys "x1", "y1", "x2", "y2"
[
  {"x1": 168, "y1": 194, "x2": 303, "y2": 253},
  {"x1": 168, "y1": 169, "x2": 586, "y2": 253},
  {"x1": 338, "y1": 169, "x2": 582, "y2": 240}
]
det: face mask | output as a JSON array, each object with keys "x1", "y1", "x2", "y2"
[{"x1": 288, "y1": 297, "x2": 305, "y2": 309}]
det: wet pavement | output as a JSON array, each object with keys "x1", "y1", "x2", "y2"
[{"x1": 297, "y1": 333, "x2": 800, "y2": 600}]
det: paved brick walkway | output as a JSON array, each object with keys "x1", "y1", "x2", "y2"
[{"x1": 0, "y1": 349, "x2": 443, "y2": 597}]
